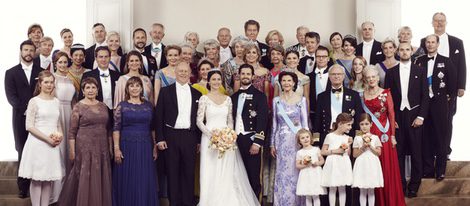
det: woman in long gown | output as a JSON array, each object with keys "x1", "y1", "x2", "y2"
[
  {"x1": 58, "y1": 77, "x2": 112, "y2": 206},
  {"x1": 112, "y1": 77, "x2": 158, "y2": 206},
  {"x1": 51, "y1": 51, "x2": 75, "y2": 203},
  {"x1": 270, "y1": 72, "x2": 309, "y2": 206},
  {"x1": 19, "y1": 71, "x2": 64, "y2": 206},
  {"x1": 197, "y1": 69, "x2": 260, "y2": 206},
  {"x1": 362, "y1": 67, "x2": 405, "y2": 206}
]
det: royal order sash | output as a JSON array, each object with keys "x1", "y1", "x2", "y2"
[
  {"x1": 276, "y1": 99, "x2": 301, "y2": 134},
  {"x1": 360, "y1": 96, "x2": 390, "y2": 143}
]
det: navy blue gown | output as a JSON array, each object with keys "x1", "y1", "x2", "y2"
[{"x1": 112, "y1": 101, "x2": 158, "y2": 206}]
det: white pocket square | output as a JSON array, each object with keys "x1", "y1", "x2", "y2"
[
  {"x1": 377, "y1": 51, "x2": 382, "y2": 55},
  {"x1": 455, "y1": 49, "x2": 460, "y2": 54}
]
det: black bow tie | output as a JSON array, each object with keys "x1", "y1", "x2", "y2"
[
  {"x1": 426, "y1": 56, "x2": 435, "y2": 61},
  {"x1": 306, "y1": 56, "x2": 315, "y2": 61},
  {"x1": 332, "y1": 88, "x2": 342, "y2": 93}
]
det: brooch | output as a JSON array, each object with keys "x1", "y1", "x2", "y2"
[
  {"x1": 440, "y1": 82, "x2": 446, "y2": 88},
  {"x1": 437, "y1": 71, "x2": 445, "y2": 79},
  {"x1": 250, "y1": 110, "x2": 257, "y2": 117}
]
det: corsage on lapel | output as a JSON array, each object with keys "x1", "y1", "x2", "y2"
[{"x1": 376, "y1": 51, "x2": 382, "y2": 55}]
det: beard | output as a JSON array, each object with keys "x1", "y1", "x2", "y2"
[
  {"x1": 21, "y1": 54, "x2": 33, "y2": 63},
  {"x1": 241, "y1": 78, "x2": 251, "y2": 86}
]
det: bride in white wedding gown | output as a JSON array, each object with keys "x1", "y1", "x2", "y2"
[{"x1": 196, "y1": 70, "x2": 260, "y2": 206}]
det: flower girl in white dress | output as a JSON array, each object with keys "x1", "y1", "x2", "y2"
[
  {"x1": 352, "y1": 114, "x2": 383, "y2": 206},
  {"x1": 295, "y1": 129, "x2": 326, "y2": 206},
  {"x1": 320, "y1": 113, "x2": 354, "y2": 206}
]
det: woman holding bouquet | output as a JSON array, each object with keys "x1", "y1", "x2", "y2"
[
  {"x1": 197, "y1": 69, "x2": 260, "y2": 206},
  {"x1": 270, "y1": 71, "x2": 309, "y2": 206},
  {"x1": 18, "y1": 70, "x2": 64, "y2": 206}
]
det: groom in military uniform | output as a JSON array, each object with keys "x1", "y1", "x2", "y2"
[{"x1": 231, "y1": 64, "x2": 268, "y2": 200}]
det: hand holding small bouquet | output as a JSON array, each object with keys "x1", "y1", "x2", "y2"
[
  {"x1": 302, "y1": 155, "x2": 312, "y2": 165},
  {"x1": 50, "y1": 131, "x2": 63, "y2": 146},
  {"x1": 209, "y1": 127, "x2": 238, "y2": 158},
  {"x1": 340, "y1": 143, "x2": 349, "y2": 152},
  {"x1": 362, "y1": 133, "x2": 372, "y2": 147}
]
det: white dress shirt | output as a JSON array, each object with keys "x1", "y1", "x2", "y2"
[
  {"x1": 219, "y1": 46, "x2": 233, "y2": 65},
  {"x1": 151, "y1": 42, "x2": 163, "y2": 68},
  {"x1": 438, "y1": 33, "x2": 450, "y2": 58},
  {"x1": 298, "y1": 45, "x2": 308, "y2": 59},
  {"x1": 21, "y1": 62, "x2": 33, "y2": 83},
  {"x1": 399, "y1": 61, "x2": 412, "y2": 111},
  {"x1": 95, "y1": 42, "x2": 107, "y2": 50},
  {"x1": 330, "y1": 86, "x2": 344, "y2": 129},
  {"x1": 98, "y1": 68, "x2": 113, "y2": 109},
  {"x1": 305, "y1": 54, "x2": 316, "y2": 74},
  {"x1": 427, "y1": 55, "x2": 436, "y2": 98},
  {"x1": 315, "y1": 67, "x2": 329, "y2": 92},
  {"x1": 175, "y1": 82, "x2": 192, "y2": 129},
  {"x1": 362, "y1": 40, "x2": 374, "y2": 65},
  {"x1": 40, "y1": 54, "x2": 53, "y2": 72}
]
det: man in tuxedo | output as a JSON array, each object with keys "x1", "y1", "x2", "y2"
[
  {"x1": 356, "y1": 21, "x2": 385, "y2": 65},
  {"x1": 231, "y1": 64, "x2": 268, "y2": 200},
  {"x1": 419, "y1": 12, "x2": 466, "y2": 157},
  {"x1": 287, "y1": 26, "x2": 309, "y2": 58},
  {"x1": 244, "y1": 19, "x2": 271, "y2": 69},
  {"x1": 299, "y1": 32, "x2": 320, "y2": 74},
  {"x1": 156, "y1": 62, "x2": 201, "y2": 206},
  {"x1": 33, "y1": 36, "x2": 54, "y2": 72},
  {"x1": 217, "y1": 27, "x2": 233, "y2": 65},
  {"x1": 5, "y1": 40, "x2": 42, "y2": 198},
  {"x1": 314, "y1": 64, "x2": 362, "y2": 147},
  {"x1": 84, "y1": 23, "x2": 107, "y2": 69},
  {"x1": 314, "y1": 64, "x2": 362, "y2": 206},
  {"x1": 308, "y1": 45, "x2": 333, "y2": 129},
  {"x1": 144, "y1": 23, "x2": 168, "y2": 70},
  {"x1": 384, "y1": 42, "x2": 429, "y2": 197},
  {"x1": 120, "y1": 28, "x2": 158, "y2": 81},
  {"x1": 79, "y1": 46, "x2": 120, "y2": 110},
  {"x1": 416, "y1": 35, "x2": 457, "y2": 181}
]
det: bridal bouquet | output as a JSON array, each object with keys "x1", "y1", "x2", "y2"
[
  {"x1": 302, "y1": 155, "x2": 312, "y2": 165},
  {"x1": 209, "y1": 127, "x2": 238, "y2": 158}
]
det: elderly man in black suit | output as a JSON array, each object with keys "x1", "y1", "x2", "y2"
[
  {"x1": 144, "y1": 23, "x2": 168, "y2": 70},
  {"x1": 356, "y1": 21, "x2": 385, "y2": 65},
  {"x1": 5, "y1": 40, "x2": 42, "y2": 198},
  {"x1": 155, "y1": 62, "x2": 201, "y2": 206},
  {"x1": 314, "y1": 64, "x2": 363, "y2": 146},
  {"x1": 416, "y1": 34, "x2": 457, "y2": 181},
  {"x1": 420, "y1": 12, "x2": 466, "y2": 158},
  {"x1": 120, "y1": 28, "x2": 158, "y2": 81},
  {"x1": 385, "y1": 42, "x2": 429, "y2": 197},
  {"x1": 231, "y1": 64, "x2": 268, "y2": 199}
]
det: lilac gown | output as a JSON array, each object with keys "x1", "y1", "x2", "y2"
[{"x1": 271, "y1": 96, "x2": 309, "y2": 206}]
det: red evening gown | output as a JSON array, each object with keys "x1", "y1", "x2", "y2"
[{"x1": 363, "y1": 89, "x2": 405, "y2": 206}]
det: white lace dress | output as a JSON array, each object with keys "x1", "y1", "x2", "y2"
[
  {"x1": 18, "y1": 97, "x2": 64, "y2": 181},
  {"x1": 197, "y1": 95, "x2": 260, "y2": 206}
]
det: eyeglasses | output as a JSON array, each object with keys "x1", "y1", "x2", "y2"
[{"x1": 316, "y1": 55, "x2": 329, "y2": 59}]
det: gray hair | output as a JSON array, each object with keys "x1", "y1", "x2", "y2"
[
  {"x1": 203, "y1": 39, "x2": 220, "y2": 53},
  {"x1": 184, "y1": 31, "x2": 200, "y2": 45}
]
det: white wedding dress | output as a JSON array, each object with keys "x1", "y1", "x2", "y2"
[{"x1": 197, "y1": 95, "x2": 260, "y2": 206}]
